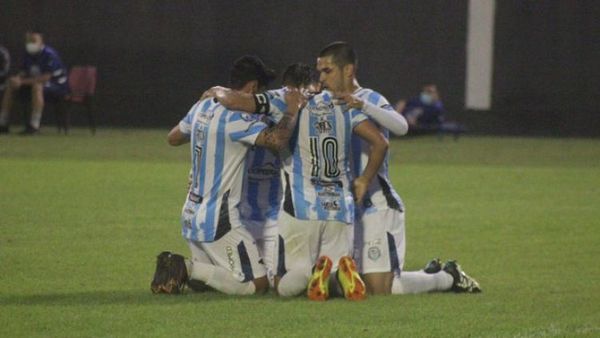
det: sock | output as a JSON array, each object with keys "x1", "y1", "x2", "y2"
[
  {"x1": 0, "y1": 110, "x2": 8, "y2": 126},
  {"x1": 392, "y1": 270, "x2": 453, "y2": 294},
  {"x1": 189, "y1": 260, "x2": 255, "y2": 295},
  {"x1": 328, "y1": 270, "x2": 343, "y2": 297},
  {"x1": 30, "y1": 107, "x2": 43, "y2": 129},
  {"x1": 277, "y1": 268, "x2": 311, "y2": 297}
]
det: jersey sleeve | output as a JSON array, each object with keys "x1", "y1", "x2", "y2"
[
  {"x1": 228, "y1": 112, "x2": 268, "y2": 146},
  {"x1": 178, "y1": 101, "x2": 201, "y2": 135},
  {"x1": 349, "y1": 108, "x2": 369, "y2": 129},
  {"x1": 361, "y1": 90, "x2": 408, "y2": 135},
  {"x1": 264, "y1": 90, "x2": 288, "y2": 123},
  {"x1": 42, "y1": 52, "x2": 63, "y2": 74}
]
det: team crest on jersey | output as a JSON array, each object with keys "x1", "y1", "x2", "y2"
[
  {"x1": 314, "y1": 118, "x2": 333, "y2": 134},
  {"x1": 368, "y1": 246, "x2": 381, "y2": 261},
  {"x1": 322, "y1": 200, "x2": 340, "y2": 211},
  {"x1": 247, "y1": 162, "x2": 279, "y2": 180}
]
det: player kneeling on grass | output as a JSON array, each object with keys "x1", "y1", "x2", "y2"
[
  {"x1": 318, "y1": 42, "x2": 481, "y2": 295},
  {"x1": 151, "y1": 56, "x2": 304, "y2": 295}
]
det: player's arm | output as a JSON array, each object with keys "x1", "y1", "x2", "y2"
[
  {"x1": 352, "y1": 120, "x2": 389, "y2": 203},
  {"x1": 201, "y1": 86, "x2": 270, "y2": 114},
  {"x1": 167, "y1": 125, "x2": 189, "y2": 146},
  {"x1": 168, "y1": 101, "x2": 201, "y2": 146},
  {"x1": 254, "y1": 90, "x2": 304, "y2": 152},
  {"x1": 337, "y1": 93, "x2": 408, "y2": 136}
]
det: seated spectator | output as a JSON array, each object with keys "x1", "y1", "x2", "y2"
[
  {"x1": 0, "y1": 30, "x2": 69, "y2": 134},
  {"x1": 398, "y1": 83, "x2": 465, "y2": 137},
  {"x1": 400, "y1": 83, "x2": 445, "y2": 129}
]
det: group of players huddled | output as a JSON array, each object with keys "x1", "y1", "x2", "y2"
[{"x1": 150, "y1": 41, "x2": 481, "y2": 300}]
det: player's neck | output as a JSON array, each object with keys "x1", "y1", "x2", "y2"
[{"x1": 348, "y1": 79, "x2": 361, "y2": 93}]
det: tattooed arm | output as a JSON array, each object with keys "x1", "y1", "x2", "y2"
[{"x1": 254, "y1": 89, "x2": 305, "y2": 152}]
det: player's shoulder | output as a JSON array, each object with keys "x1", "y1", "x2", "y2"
[
  {"x1": 357, "y1": 87, "x2": 392, "y2": 109},
  {"x1": 227, "y1": 109, "x2": 261, "y2": 124},
  {"x1": 267, "y1": 88, "x2": 286, "y2": 98}
]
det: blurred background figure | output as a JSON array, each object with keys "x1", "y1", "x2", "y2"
[
  {"x1": 0, "y1": 44, "x2": 9, "y2": 92},
  {"x1": 0, "y1": 30, "x2": 68, "y2": 135},
  {"x1": 400, "y1": 84, "x2": 445, "y2": 129},
  {"x1": 396, "y1": 83, "x2": 465, "y2": 138}
]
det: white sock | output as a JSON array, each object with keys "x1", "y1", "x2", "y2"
[
  {"x1": 392, "y1": 270, "x2": 454, "y2": 294},
  {"x1": 277, "y1": 268, "x2": 311, "y2": 297},
  {"x1": 189, "y1": 260, "x2": 255, "y2": 295},
  {"x1": 30, "y1": 107, "x2": 43, "y2": 129},
  {"x1": 0, "y1": 110, "x2": 9, "y2": 126}
]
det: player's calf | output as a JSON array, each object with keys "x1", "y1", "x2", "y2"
[{"x1": 363, "y1": 271, "x2": 393, "y2": 295}]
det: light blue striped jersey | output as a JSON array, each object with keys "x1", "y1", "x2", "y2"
[
  {"x1": 238, "y1": 135, "x2": 282, "y2": 224},
  {"x1": 178, "y1": 98, "x2": 268, "y2": 242},
  {"x1": 351, "y1": 88, "x2": 404, "y2": 214},
  {"x1": 267, "y1": 89, "x2": 368, "y2": 224}
]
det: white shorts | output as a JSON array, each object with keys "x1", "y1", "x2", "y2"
[
  {"x1": 188, "y1": 227, "x2": 266, "y2": 282},
  {"x1": 354, "y1": 208, "x2": 405, "y2": 274},
  {"x1": 241, "y1": 218, "x2": 278, "y2": 286},
  {"x1": 276, "y1": 211, "x2": 352, "y2": 277}
]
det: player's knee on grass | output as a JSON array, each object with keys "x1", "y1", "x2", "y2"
[
  {"x1": 363, "y1": 272, "x2": 393, "y2": 295},
  {"x1": 253, "y1": 276, "x2": 270, "y2": 294}
]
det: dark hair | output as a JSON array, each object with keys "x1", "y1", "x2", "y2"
[
  {"x1": 282, "y1": 63, "x2": 315, "y2": 88},
  {"x1": 26, "y1": 27, "x2": 44, "y2": 35},
  {"x1": 319, "y1": 41, "x2": 357, "y2": 68},
  {"x1": 229, "y1": 55, "x2": 276, "y2": 90}
]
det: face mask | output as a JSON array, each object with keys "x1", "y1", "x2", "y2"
[
  {"x1": 420, "y1": 92, "x2": 433, "y2": 105},
  {"x1": 26, "y1": 42, "x2": 41, "y2": 54}
]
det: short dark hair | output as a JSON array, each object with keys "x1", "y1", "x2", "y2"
[
  {"x1": 26, "y1": 27, "x2": 44, "y2": 35},
  {"x1": 229, "y1": 55, "x2": 276, "y2": 90},
  {"x1": 282, "y1": 63, "x2": 315, "y2": 88},
  {"x1": 319, "y1": 41, "x2": 357, "y2": 68}
]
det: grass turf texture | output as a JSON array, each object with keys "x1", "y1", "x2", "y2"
[{"x1": 1, "y1": 129, "x2": 599, "y2": 337}]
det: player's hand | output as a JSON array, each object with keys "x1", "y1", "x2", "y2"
[
  {"x1": 334, "y1": 92, "x2": 364, "y2": 110},
  {"x1": 284, "y1": 89, "x2": 307, "y2": 116},
  {"x1": 8, "y1": 76, "x2": 22, "y2": 89},
  {"x1": 352, "y1": 175, "x2": 370, "y2": 204}
]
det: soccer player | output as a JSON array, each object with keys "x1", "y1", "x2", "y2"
[
  {"x1": 237, "y1": 63, "x2": 316, "y2": 287},
  {"x1": 204, "y1": 53, "x2": 389, "y2": 302},
  {"x1": 327, "y1": 41, "x2": 481, "y2": 295},
  {"x1": 151, "y1": 55, "x2": 304, "y2": 296}
]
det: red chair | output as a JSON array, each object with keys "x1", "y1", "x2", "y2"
[{"x1": 56, "y1": 66, "x2": 97, "y2": 134}]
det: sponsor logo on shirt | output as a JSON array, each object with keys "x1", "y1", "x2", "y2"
[
  {"x1": 308, "y1": 101, "x2": 334, "y2": 117},
  {"x1": 317, "y1": 185, "x2": 340, "y2": 198},
  {"x1": 247, "y1": 162, "x2": 279, "y2": 180}
]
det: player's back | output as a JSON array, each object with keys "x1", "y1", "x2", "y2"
[
  {"x1": 182, "y1": 98, "x2": 267, "y2": 242},
  {"x1": 351, "y1": 88, "x2": 403, "y2": 213},
  {"x1": 239, "y1": 145, "x2": 282, "y2": 223}
]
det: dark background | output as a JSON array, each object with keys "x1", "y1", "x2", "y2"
[{"x1": 1, "y1": 1, "x2": 598, "y2": 136}]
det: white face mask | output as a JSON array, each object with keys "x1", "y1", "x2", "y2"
[
  {"x1": 26, "y1": 42, "x2": 41, "y2": 54},
  {"x1": 420, "y1": 92, "x2": 433, "y2": 105}
]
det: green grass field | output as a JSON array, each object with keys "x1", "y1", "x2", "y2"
[{"x1": 1, "y1": 129, "x2": 599, "y2": 337}]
